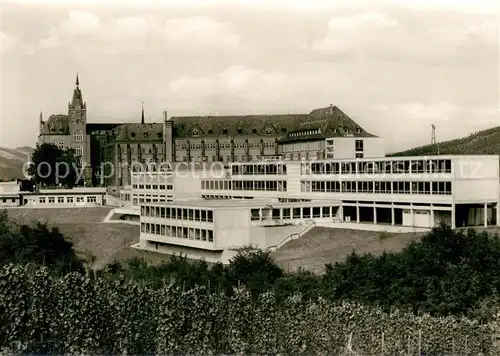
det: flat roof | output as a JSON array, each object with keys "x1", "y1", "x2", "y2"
[
  {"x1": 22, "y1": 187, "x2": 107, "y2": 195},
  {"x1": 142, "y1": 198, "x2": 341, "y2": 209},
  {"x1": 228, "y1": 154, "x2": 499, "y2": 165}
]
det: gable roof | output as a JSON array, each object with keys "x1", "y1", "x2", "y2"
[
  {"x1": 40, "y1": 114, "x2": 70, "y2": 135},
  {"x1": 113, "y1": 123, "x2": 164, "y2": 142},
  {"x1": 170, "y1": 106, "x2": 377, "y2": 140}
]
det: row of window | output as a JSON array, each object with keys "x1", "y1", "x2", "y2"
[
  {"x1": 288, "y1": 129, "x2": 322, "y2": 138},
  {"x1": 37, "y1": 195, "x2": 98, "y2": 204},
  {"x1": 231, "y1": 163, "x2": 287, "y2": 175},
  {"x1": 281, "y1": 141, "x2": 322, "y2": 153},
  {"x1": 180, "y1": 155, "x2": 266, "y2": 162},
  {"x1": 306, "y1": 159, "x2": 453, "y2": 175},
  {"x1": 176, "y1": 142, "x2": 276, "y2": 151},
  {"x1": 251, "y1": 206, "x2": 336, "y2": 220},
  {"x1": 133, "y1": 197, "x2": 173, "y2": 205},
  {"x1": 141, "y1": 206, "x2": 214, "y2": 222},
  {"x1": 301, "y1": 181, "x2": 452, "y2": 195},
  {"x1": 133, "y1": 184, "x2": 173, "y2": 190},
  {"x1": 141, "y1": 223, "x2": 214, "y2": 242},
  {"x1": 118, "y1": 147, "x2": 164, "y2": 154},
  {"x1": 202, "y1": 180, "x2": 288, "y2": 192}
]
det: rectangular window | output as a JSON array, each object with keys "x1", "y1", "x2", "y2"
[
  {"x1": 39, "y1": 197, "x2": 46, "y2": 203},
  {"x1": 355, "y1": 139, "x2": 364, "y2": 151},
  {"x1": 48, "y1": 196, "x2": 55, "y2": 203},
  {"x1": 67, "y1": 197, "x2": 73, "y2": 203},
  {"x1": 58, "y1": 197, "x2": 64, "y2": 203}
]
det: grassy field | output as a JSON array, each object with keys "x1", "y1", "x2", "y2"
[
  {"x1": 4, "y1": 207, "x2": 171, "y2": 269},
  {"x1": 272, "y1": 225, "x2": 500, "y2": 274},
  {"x1": 272, "y1": 227, "x2": 426, "y2": 274}
]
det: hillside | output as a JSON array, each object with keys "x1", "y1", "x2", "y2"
[
  {"x1": 0, "y1": 146, "x2": 33, "y2": 181},
  {"x1": 389, "y1": 126, "x2": 500, "y2": 156}
]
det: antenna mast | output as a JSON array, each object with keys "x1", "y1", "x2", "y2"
[{"x1": 431, "y1": 124, "x2": 439, "y2": 155}]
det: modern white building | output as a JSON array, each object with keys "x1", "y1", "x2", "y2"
[
  {"x1": 21, "y1": 187, "x2": 107, "y2": 208},
  {"x1": 0, "y1": 181, "x2": 22, "y2": 207},
  {"x1": 138, "y1": 198, "x2": 337, "y2": 262},
  {"x1": 132, "y1": 154, "x2": 500, "y2": 262},
  {"x1": 201, "y1": 156, "x2": 500, "y2": 229}
]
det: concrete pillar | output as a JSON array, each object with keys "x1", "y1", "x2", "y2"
[
  {"x1": 339, "y1": 205, "x2": 344, "y2": 221},
  {"x1": 280, "y1": 208, "x2": 283, "y2": 220},
  {"x1": 356, "y1": 205, "x2": 360, "y2": 223},
  {"x1": 391, "y1": 206, "x2": 395, "y2": 226},
  {"x1": 484, "y1": 202, "x2": 488, "y2": 227},
  {"x1": 373, "y1": 206, "x2": 377, "y2": 224},
  {"x1": 451, "y1": 203, "x2": 456, "y2": 229},
  {"x1": 430, "y1": 208, "x2": 435, "y2": 228}
]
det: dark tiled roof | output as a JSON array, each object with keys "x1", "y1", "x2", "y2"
[
  {"x1": 86, "y1": 123, "x2": 122, "y2": 132},
  {"x1": 40, "y1": 114, "x2": 69, "y2": 135},
  {"x1": 170, "y1": 114, "x2": 307, "y2": 139},
  {"x1": 114, "y1": 123, "x2": 164, "y2": 142},
  {"x1": 171, "y1": 106, "x2": 377, "y2": 140}
]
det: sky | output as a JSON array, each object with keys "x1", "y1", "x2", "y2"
[{"x1": 0, "y1": 0, "x2": 499, "y2": 152}]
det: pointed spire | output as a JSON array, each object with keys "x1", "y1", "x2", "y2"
[
  {"x1": 76, "y1": 72, "x2": 79, "y2": 87},
  {"x1": 39, "y1": 110, "x2": 43, "y2": 123},
  {"x1": 141, "y1": 101, "x2": 145, "y2": 124}
]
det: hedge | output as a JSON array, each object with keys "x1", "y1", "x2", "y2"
[{"x1": 0, "y1": 264, "x2": 497, "y2": 355}]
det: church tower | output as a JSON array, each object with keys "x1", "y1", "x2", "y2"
[{"x1": 68, "y1": 73, "x2": 89, "y2": 183}]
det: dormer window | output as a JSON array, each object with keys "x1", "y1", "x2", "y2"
[
  {"x1": 237, "y1": 128, "x2": 242, "y2": 135},
  {"x1": 208, "y1": 129, "x2": 213, "y2": 135},
  {"x1": 265, "y1": 128, "x2": 273, "y2": 135},
  {"x1": 131, "y1": 132, "x2": 136, "y2": 138},
  {"x1": 252, "y1": 128, "x2": 257, "y2": 134},
  {"x1": 157, "y1": 132, "x2": 162, "y2": 139},
  {"x1": 192, "y1": 129, "x2": 199, "y2": 137},
  {"x1": 144, "y1": 133, "x2": 148, "y2": 138},
  {"x1": 344, "y1": 128, "x2": 350, "y2": 134},
  {"x1": 333, "y1": 128, "x2": 337, "y2": 134},
  {"x1": 222, "y1": 129, "x2": 228, "y2": 135},
  {"x1": 356, "y1": 128, "x2": 362, "y2": 133}
]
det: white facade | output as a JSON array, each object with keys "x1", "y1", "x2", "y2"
[
  {"x1": 0, "y1": 181, "x2": 21, "y2": 207},
  {"x1": 325, "y1": 137, "x2": 385, "y2": 159},
  {"x1": 130, "y1": 170, "x2": 174, "y2": 206},
  {"x1": 200, "y1": 155, "x2": 500, "y2": 229},
  {"x1": 21, "y1": 187, "x2": 106, "y2": 208},
  {"x1": 280, "y1": 136, "x2": 385, "y2": 161},
  {"x1": 139, "y1": 199, "x2": 340, "y2": 261}
]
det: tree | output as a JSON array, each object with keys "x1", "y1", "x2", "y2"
[
  {"x1": 28, "y1": 143, "x2": 83, "y2": 188},
  {"x1": 0, "y1": 211, "x2": 84, "y2": 275}
]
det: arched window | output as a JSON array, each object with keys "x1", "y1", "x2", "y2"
[{"x1": 73, "y1": 130, "x2": 83, "y2": 142}]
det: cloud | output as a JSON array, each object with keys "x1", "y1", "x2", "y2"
[
  {"x1": 37, "y1": 11, "x2": 239, "y2": 53},
  {"x1": 168, "y1": 65, "x2": 287, "y2": 105},
  {"x1": 164, "y1": 17, "x2": 239, "y2": 49},
  {"x1": 311, "y1": 12, "x2": 400, "y2": 54},
  {"x1": 374, "y1": 102, "x2": 500, "y2": 151},
  {"x1": 312, "y1": 11, "x2": 497, "y2": 64},
  {"x1": 1, "y1": 31, "x2": 34, "y2": 54}
]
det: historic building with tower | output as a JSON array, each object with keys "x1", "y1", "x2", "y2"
[{"x1": 38, "y1": 75, "x2": 384, "y2": 187}]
